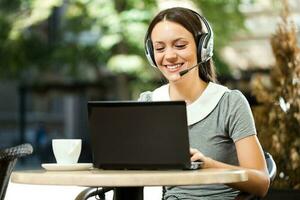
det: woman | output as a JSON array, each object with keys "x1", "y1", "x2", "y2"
[{"x1": 139, "y1": 7, "x2": 270, "y2": 200}]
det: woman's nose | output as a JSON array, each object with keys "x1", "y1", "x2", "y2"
[{"x1": 164, "y1": 48, "x2": 177, "y2": 61}]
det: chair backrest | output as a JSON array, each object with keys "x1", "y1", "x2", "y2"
[
  {"x1": 0, "y1": 143, "x2": 33, "y2": 200},
  {"x1": 264, "y1": 151, "x2": 277, "y2": 182}
]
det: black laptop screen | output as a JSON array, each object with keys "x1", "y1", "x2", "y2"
[{"x1": 88, "y1": 101, "x2": 191, "y2": 170}]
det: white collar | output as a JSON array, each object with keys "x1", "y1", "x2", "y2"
[{"x1": 152, "y1": 82, "x2": 230, "y2": 125}]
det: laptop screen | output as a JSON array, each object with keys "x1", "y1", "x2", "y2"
[{"x1": 87, "y1": 101, "x2": 191, "y2": 170}]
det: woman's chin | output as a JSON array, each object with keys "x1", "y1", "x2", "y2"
[{"x1": 166, "y1": 73, "x2": 182, "y2": 82}]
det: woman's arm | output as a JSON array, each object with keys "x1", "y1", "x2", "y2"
[{"x1": 190, "y1": 135, "x2": 270, "y2": 197}]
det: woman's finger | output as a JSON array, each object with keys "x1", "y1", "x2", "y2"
[{"x1": 190, "y1": 148, "x2": 198, "y2": 155}]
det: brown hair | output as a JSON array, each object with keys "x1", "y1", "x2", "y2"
[{"x1": 145, "y1": 7, "x2": 217, "y2": 83}]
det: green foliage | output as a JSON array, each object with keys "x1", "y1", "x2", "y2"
[
  {"x1": 193, "y1": 0, "x2": 245, "y2": 75},
  {"x1": 195, "y1": 0, "x2": 245, "y2": 47},
  {"x1": 0, "y1": 0, "x2": 245, "y2": 94},
  {"x1": 0, "y1": 0, "x2": 64, "y2": 78},
  {"x1": 0, "y1": 0, "x2": 157, "y2": 82}
]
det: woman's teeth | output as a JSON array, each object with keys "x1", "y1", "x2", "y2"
[{"x1": 166, "y1": 64, "x2": 182, "y2": 70}]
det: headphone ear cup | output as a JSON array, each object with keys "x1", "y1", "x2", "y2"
[
  {"x1": 145, "y1": 39, "x2": 157, "y2": 67},
  {"x1": 197, "y1": 34, "x2": 207, "y2": 62}
]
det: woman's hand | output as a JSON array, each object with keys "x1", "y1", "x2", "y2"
[{"x1": 190, "y1": 148, "x2": 212, "y2": 168}]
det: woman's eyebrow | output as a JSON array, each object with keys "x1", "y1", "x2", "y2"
[
  {"x1": 153, "y1": 37, "x2": 188, "y2": 44},
  {"x1": 153, "y1": 41, "x2": 164, "y2": 44}
]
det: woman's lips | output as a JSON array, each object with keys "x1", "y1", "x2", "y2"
[{"x1": 165, "y1": 63, "x2": 184, "y2": 72}]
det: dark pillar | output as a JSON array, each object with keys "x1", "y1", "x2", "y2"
[{"x1": 19, "y1": 86, "x2": 26, "y2": 145}]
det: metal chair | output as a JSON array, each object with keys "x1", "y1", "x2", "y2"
[
  {"x1": 75, "y1": 151, "x2": 276, "y2": 200},
  {"x1": 75, "y1": 187, "x2": 113, "y2": 200},
  {"x1": 0, "y1": 143, "x2": 33, "y2": 200},
  {"x1": 264, "y1": 151, "x2": 277, "y2": 182}
]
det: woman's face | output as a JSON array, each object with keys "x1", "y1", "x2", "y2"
[{"x1": 151, "y1": 20, "x2": 198, "y2": 82}]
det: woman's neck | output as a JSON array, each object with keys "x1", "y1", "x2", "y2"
[{"x1": 169, "y1": 78, "x2": 208, "y2": 105}]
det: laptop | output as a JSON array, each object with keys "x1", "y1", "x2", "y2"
[{"x1": 87, "y1": 101, "x2": 203, "y2": 170}]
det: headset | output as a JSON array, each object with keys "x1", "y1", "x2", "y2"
[{"x1": 144, "y1": 9, "x2": 214, "y2": 68}]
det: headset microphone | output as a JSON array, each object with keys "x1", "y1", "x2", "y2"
[{"x1": 179, "y1": 61, "x2": 206, "y2": 77}]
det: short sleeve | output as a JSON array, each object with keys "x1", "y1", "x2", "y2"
[
  {"x1": 226, "y1": 90, "x2": 257, "y2": 142},
  {"x1": 137, "y1": 91, "x2": 153, "y2": 102}
]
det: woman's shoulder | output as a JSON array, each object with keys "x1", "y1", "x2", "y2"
[
  {"x1": 218, "y1": 88, "x2": 252, "y2": 116},
  {"x1": 138, "y1": 91, "x2": 153, "y2": 101},
  {"x1": 202, "y1": 82, "x2": 247, "y2": 108},
  {"x1": 137, "y1": 84, "x2": 169, "y2": 102},
  {"x1": 222, "y1": 89, "x2": 249, "y2": 105}
]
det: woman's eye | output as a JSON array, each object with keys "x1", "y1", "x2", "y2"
[
  {"x1": 155, "y1": 47, "x2": 164, "y2": 52},
  {"x1": 175, "y1": 44, "x2": 186, "y2": 49}
]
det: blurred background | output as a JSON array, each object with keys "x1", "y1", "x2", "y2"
[{"x1": 0, "y1": 0, "x2": 299, "y2": 194}]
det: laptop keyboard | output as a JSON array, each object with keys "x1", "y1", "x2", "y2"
[{"x1": 189, "y1": 161, "x2": 204, "y2": 170}]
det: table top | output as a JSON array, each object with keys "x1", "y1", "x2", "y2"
[{"x1": 11, "y1": 168, "x2": 248, "y2": 187}]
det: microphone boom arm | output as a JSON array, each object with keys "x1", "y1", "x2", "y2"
[{"x1": 179, "y1": 61, "x2": 206, "y2": 76}]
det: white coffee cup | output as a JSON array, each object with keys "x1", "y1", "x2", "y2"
[{"x1": 52, "y1": 139, "x2": 82, "y2": 164}]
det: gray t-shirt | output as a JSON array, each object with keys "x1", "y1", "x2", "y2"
[{"x1": 138, "y1": 87, "x2": 256, "y2": 200}]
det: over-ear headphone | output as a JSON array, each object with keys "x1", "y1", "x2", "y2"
[{"x1": 145, "y1": 9, "x2": 214, "y2": 67}]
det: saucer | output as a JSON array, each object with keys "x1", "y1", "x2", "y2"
[{"x1": 41, "y1": 163, "x2": 93, "y2": 171}]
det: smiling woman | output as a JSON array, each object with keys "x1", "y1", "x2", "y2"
[
  {"x1": 151, "y1": 20, "x2": 198, "y2": 82},
  {"x1": 139, "y1": 7, "x2": 270, "y2": 200}
]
